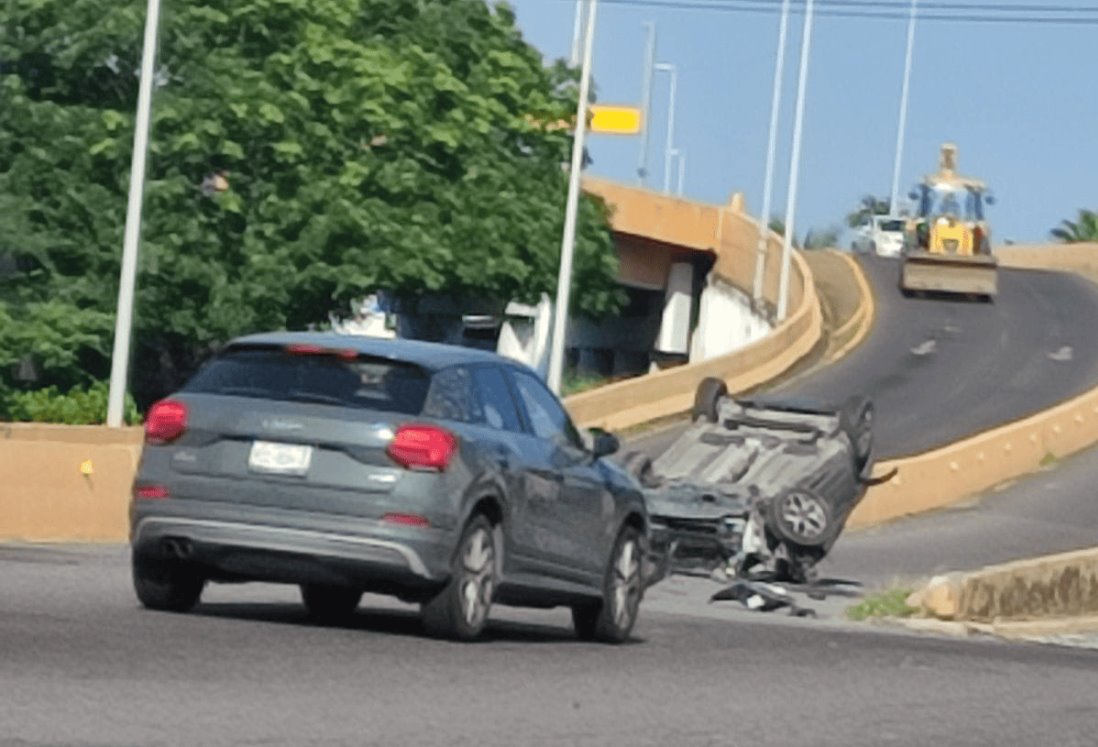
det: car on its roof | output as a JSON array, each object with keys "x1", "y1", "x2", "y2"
[{"x1": 130, "y1": 333, "x2": 649, "y2": 643}]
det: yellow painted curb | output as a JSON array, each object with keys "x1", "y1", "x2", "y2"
[
  {"x1": 826, "y1": 252, "x2": 875, "y2": 364},
  {"x1": 851, "y1": 368, "x2": 1098, "y2": 528}
]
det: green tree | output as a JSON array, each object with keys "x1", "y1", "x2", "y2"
[
  {"x1": 846, "y1": 195, "x2": 891, "y2": 229},
  {"x1": 0, "y1": 0, "x2": 622, "y2": 408},
  {"x1": 1051, "y1": 209, "x2": 1098, "y2": 243},
  {"x1": 802, "y1": 226, "x2": 841, "y2": 250}
]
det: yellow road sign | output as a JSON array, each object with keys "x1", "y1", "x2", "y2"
[
  {"x1": 589, "y1": 105, "x2": 642, "y2": 135},
  {"x1": 526, "y1": 105, "x2": 643, "y2": 135}
]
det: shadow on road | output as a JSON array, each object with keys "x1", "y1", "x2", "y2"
[{"x1": 193, "y1": 602, "x2": 644, "y2": 645}]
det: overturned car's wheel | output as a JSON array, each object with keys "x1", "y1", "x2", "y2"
[
  {"x1": 573, "y1": 525, "x2": 643, "y2": 644},
  {"x1": 839, "y1": 396, "x2": 874, "y2": 470},
  {"x1": 692, "y1": 377, "x2": 728, "y2": 423},
  {"x1": 422, "y1": 515, "x2": 497, "y2": 641},
  {"x1": 770, "y1": 490, "x2": 835, "y2": 548}
]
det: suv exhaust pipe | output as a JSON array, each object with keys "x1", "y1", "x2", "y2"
[{"x1": 161, "y1": 537, "x2": 194, "y2": 560}]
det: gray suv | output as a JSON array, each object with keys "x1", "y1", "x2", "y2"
[{"x1": 130, "y1": 333, "x2": 648, "y2": 642}]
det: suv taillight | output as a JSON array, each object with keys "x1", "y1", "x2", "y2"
[
  {"x1": 386, "y1": 425, "x2": 456, "y2": 471},
  {"x1": 145, "y1": 399, "x2": 188, "y2": 444}
]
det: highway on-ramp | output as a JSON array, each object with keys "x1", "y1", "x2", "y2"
[
  {"x1": 634, "y1": 255, "x2": 1098, "y2": 460},
  {"x1": 789, "y1": 255, "x2": 1098, "y2": 458}
]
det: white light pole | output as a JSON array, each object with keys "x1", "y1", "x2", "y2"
[
  {"x1": 752, "y1": 0, "x2": 792, "y2": 307},
  {"x1": 548, "y1": 0, "x2": 599, "y2": 394},
  {"x1": 637, "y1": 21, "x2": 657, "y2": 186},
  {"x1": 676, "y1": 149, "x2": 686, "y2": 196},
  {"x1": 777, "y1": 0, "x2": 816, "y2": 321},
  {"x1": 655, "y1": 62, "x2": 678, "y2": 194},
  {"x1": 570, "y1": 0, "x2": 585, "y2": 66},
  {"x1": 890, "y1": 0, "x2": 917, "y2": 216},
  {"x1": 107, "y1": 0, "x2": 161, "y2": 427}
]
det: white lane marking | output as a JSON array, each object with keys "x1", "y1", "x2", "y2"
[{"x1": 911, "y1": 340, "x2": 937, "y2": 357}]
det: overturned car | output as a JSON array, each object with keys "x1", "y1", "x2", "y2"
[{"x1": 625, "y1": 378, "x2": 892, "y2": 584}]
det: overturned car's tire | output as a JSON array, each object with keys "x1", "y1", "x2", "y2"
[
  {"x1": 839, "y1": 396, "x2": 874, "y2": 470},
  {"x1": 692, "y1": 377, "x2": 728, "y2": 423},
  {"x1": 769, "y1": 490, "x2": 836, "y2": 548},
  {"x1": 620, "y1": 451, "x2": 659, "y2": 489}
]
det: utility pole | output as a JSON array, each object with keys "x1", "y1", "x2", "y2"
[
  {"x1": 890, "y1": 0, "x2": 918, "y2": 216},
  {"x1": 637, "y1": 22, "x2": 657, "y2": 186},
  {"x1": 548, "y1": 0, "x2": 599, "y2": 394},
  {"x1": 752, "y1": 0, "x2": 792, "y2": 307},
  {"x1": 777, "y1": 0, "x2": 816, "y2": 321},
  {"x1": 107, "y1": 0, "x2": 160, "y2": 426}
]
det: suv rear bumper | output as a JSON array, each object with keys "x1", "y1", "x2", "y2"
[{"x1": 132, "y1": 511, "x2": 453, "y2": 593}]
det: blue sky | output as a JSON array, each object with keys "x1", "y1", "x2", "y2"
[{"x1": 507, "y1": 0, "x2": 1098, "y2": 244}]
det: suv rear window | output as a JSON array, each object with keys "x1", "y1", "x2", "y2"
[{"x1": 183, "y1": 346, "x2": 430, "y2": 415}]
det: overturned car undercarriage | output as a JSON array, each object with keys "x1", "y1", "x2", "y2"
[{"x1": 626, "y1": 378, "x2": 895, "y2": 586}]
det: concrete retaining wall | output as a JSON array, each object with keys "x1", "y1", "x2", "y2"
[
  {"x1": 911, "y1": 547, "x2": 1098, "y2": 623},
  {"x1": 0, "y1": 424, "x2": 141, "y2": 542},
  {"x1": 996, "y1": 243, "x2": 1098, "y2": 279}
]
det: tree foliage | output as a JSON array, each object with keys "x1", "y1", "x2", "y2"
[
  {"x1": 0, "y1": 0, "x2": 622, "y2": 407},
  {"x1": 845, "y1": 194, "x2": 891, "y2": 229},
  {"x1": 802, "y1": 226, "x2": 841, "y2": 250},
  {"x1": 1051, "y1": 209, "x2": 1098, "y2": 244}
]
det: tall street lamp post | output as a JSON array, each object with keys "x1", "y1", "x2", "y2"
[
  {"x1": 777, "y1": 0, "x2": 816, "y2": 321},
  {"x1": 655, "y1": 62, "x2": 678, "y2": 195},
  {"x1": 107, "y1": 0, "x2": 161, "y2": 427},
  {"x1": 890, "y1": 0, "x2": 918, "y2": 217},
  {"x1": 547, "y1": 0, "x2": 599, "y2": 394},
  {"x1": 752, "y1": 0, "x2": 792, "y2": 307}
]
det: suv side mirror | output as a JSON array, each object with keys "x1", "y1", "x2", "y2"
[{"x1": 589, "y1": 429, "x2": 620, "y2": 459}]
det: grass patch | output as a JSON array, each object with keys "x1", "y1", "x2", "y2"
[
  {"x1": 1040, "y1": 452, "x2": 1059, "y2": 468},
  {"x1": 846, "y1": 588, "x2": 918, "y2": 621},
  {"x1": 562, "y1": 371, "x2": 610, "y2": 397}
]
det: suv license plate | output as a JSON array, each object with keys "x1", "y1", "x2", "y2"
[{"x1": 249, "y1": 441, "x2": 313, "y2": 476}]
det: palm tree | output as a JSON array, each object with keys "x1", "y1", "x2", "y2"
[
  {"x1": 1051, "y1": 209, "x2": 1098, "y2": 243},
  {"x1": 846, "y1": 195, "x2": 891, "y2": 229}
]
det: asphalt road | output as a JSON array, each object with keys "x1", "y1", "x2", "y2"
[
  {"x1": 634, "y1": 255, "x2": 1098, "y2": 460},
  {"x1": 3, "y1": 543, "x2": 1098, "y2": 747},
  {"x1": 822, "y1": 444, "x2": 1098, "y2": 589},
  {"x1": 792, "y1": 255, "x2": 1098, "y2": 457}
]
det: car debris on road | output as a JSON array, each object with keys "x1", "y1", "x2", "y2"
[{"x1": 626, "y1": 377, "x2": 896, "y2": 599}]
